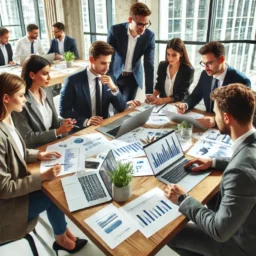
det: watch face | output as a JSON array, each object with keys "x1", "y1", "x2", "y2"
[{"x1": 178, "y1": 194, "x2": 186, "y2": 204}]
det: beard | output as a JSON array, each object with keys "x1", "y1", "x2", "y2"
[{"x1": 215, "y1": 117, "x2": 231, "y2": 136}]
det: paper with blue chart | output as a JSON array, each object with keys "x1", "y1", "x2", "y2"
[
  {"x1": 123, "y1": 157, "x2": 153, "y2": 176},
  {"x1": 120, "y1": 187, "x2": 181, "y2": 238},
  {"x1": 85, "y1": 204, "x2": 137, "y2": 249}
]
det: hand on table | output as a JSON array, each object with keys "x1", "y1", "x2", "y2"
[
  {"x1": 164, "y1": 184, "x2": 187, "y2": 205},
  {"x1": 37, "y1": 151, "x2": 61, "y2": 161},
  {"x1": 127, "y1": 100, "x2": 141, "y2": 107},
  {"x1": 87, "y1": 116, "x2": 103, "y2": 126},
  {"x1": 184, "y1": 158, "x2": 213, "y2": 172},
  {"x1": 196, "y1": 116, "x2": 215, "y2": 128}
]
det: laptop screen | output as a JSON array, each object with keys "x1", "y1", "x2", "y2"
[{"x1": 143, "y1": 131, "x2": 184, "y2": 175}]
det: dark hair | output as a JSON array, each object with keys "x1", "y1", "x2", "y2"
[
  {"x1": 210, "y1": 83, "x2": 255, "y2": 125},
  {"x1": 89, "y1": 41, "x2": 114, "y2": 60},
  {"x1": 0, "y1": 27, "x2": 9, "y2": 36},
  {"x1": 165, "y1": 38, "x2": 193, "y2": 68},
  {"x1": 0, "y1": 73, "x2": 25, "y2": 121},
  {"x1": 21, "y1": 55, "x2": 50, "y2": 91},
  {"x1": 199, "y1": 41, "x2": 225, "y2": 58},
  {"x1": 27, "y1": 24, "x2": 39, "y2": 32},
  {"x1": 130, "y1": 2, "x2": 151, "y2": 17},
  {"x1": 53, "y1": 22, "x2": 65, "y2": 31}
]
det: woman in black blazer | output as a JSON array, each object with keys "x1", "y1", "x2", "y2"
[{"x1": 146, "y1": 38, "x2": 194, "y2": 105}]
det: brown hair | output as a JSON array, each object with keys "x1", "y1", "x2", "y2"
[
  {"x1": 0, "y1": 73, "x2": 25, "y2": 121},
  {"x1": 0, "y1": 27, "x2": 9, "y2": 36},
  {"x1": 27, "y1": 24, "x2": 38, "y2": 32},
  {"x1": 210, "y1": 83, "x2": 255, "y2": 125},
  {"x1": 89, "y1": 41, "x2": 114, "y2": 60},
  {"x1": 130, "y1": 2, "x2": 151, "y2": 17},
  {"x1": 165, "y1": 38, "x2": 193, "y2": 68},
  {"x1": 53, "y1": 22, "x2": 65, "y2": 31},
  {"x1": 199, "y1": 41, "x2": 225, "y2": 58}
]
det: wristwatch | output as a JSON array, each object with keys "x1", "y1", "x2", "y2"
[{"x1": 178, "y1": 193, "x2": 189, "y2": 205}]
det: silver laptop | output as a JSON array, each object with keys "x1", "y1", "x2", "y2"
[
  {"x1": 19, "y1": 55, "x2": 31, "y2": 66},
  {"x1": 143, "y1": 130, "x2": 212, "y2": 192},
  {"x1": 41, "y1": 53, "x2": 55, "y2": 64},
  {"x1": 61, "y1": 150, "x2": 117, "y2": 212},
  {"x1": 96, "y1": 106, "x2": 154, "y2": 139}
]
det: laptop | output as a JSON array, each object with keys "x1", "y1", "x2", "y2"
[
  {"x1": 143, "y1": 130, "x2": 212, "y2": 192},
  {"x1": 61, "y1": 150, "x2": 117, "y2": 212},
  {"x1": 19, "y1": 53, "x2": 55, "y2": 66},
  {"x1": 96, "y1": 106, "x2": 154, "y2": 139}
]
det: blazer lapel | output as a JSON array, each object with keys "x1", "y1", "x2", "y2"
[
  {"x1": 44, "y1": 89, "x2": 59, "y2": 128},
  {"x1": 122, "y1": 24, "x2": 129, "y2": 59},
  {"x1": 132, "y1": 36, "x2": 143, "y2": 66},
  {"x1": 0, "y1": 48, "x2": 4, "y2": 65},
  {"x1": 81, "y1": 69, "x2": 92, "y2": 116},
  {"x1": 222, "y1": 64, "x2": 231, "y2": 86}
]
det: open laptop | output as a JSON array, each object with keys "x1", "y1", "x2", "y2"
[
  {"x1": 143, "y1": 130, "x2": 212, "y2": 192},
  {"x1": 61, "y1": 150, "x2": 117, "y2": 212},
  {"x1": 20, "y1": 53, "x2": 55, "y2": 66},
  {"x1": 96, "y1": 106, "x2": 154, "y2": 139}
]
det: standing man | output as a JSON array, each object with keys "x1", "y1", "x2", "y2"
[
  {"x1": 13, "y1": 24, "x2": 45, "y2": 61},
  {"x1": 107, "y1": 2, "x2": 155, "y2": 102},
  {"x1": 176, "y1": 41, "x2": 251, "y2": 128},
  {"x1": 165, "y1": 84, "x2": 256, "y2": 256},
  {"x1": 0, "y1": 27, "x2": 14, "y2": 66},
  {"x1": 48, "y1": 22, "x2": 79, "y2": 60}
]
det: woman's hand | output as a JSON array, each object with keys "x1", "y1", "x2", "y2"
[
  {"x1": 56, "y1": 118, "x2": 77, "y2": 136},
  {"x1": 40, "y1": 164, "x2": 61, "y2": 181},
  {"x1": 151, "y1": 97, "x2": 172, "y2": 105},
  {"x1": 37, "y1": 151, "x2": 61, "y2": 161}
]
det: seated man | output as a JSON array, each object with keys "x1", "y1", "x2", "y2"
[
  {"x1": 165, "y1": 84, "x2": 256, "y2": 256},
  {"x1": 13, "y1": 24, "x2": 45, "y2": 61},
  {"x1": 176, "y1": 41, "x2": 251, "y2": 128},
  {"x1": 48, "y1": 22, "x2": 79, "y2": 60},
  {"x1": 0, "y1": 27, "x2": 14, "y2": 66},
  {"x1": 60, "y1": 41, "x2": 127, "y2": 129}
]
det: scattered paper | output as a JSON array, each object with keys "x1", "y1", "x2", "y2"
[{"x1": 146, "y1": 116, "x2": 170, "y2": 125}]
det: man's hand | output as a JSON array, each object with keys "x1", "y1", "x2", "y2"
[
  {"x1": 196, "y1": 116, "x2": 215, "y2": 128},
  {"x1": 55, "y1": 53, "x2": 62, "y2": 60},
  {"x1": 184, "y1": 157, "x2": 213, "y2": 172},
  {"x1": 37, "y1": 151, "x2": 61, "y2": 161},
  {"x1": 87, "y1": 116, "x2": 103, "y2": 126},
  {"x1": 40, "y1": 164, "x2": 61, "y2": 181},
  {"x1": 100, "y1": 75, "x2": 117, "y2": 91},
  {"x1": 127, "y1": 100, "x2": 141, "y2": 107},
  {"x1": 151, "y1": 97, "x2": 172, "y2": 105},
  {"x1": 145, "y1": 94, "x2": 157, "y2": 103},
  {"x1": 164, "y1": 184, "x2": 187, "y2": 205},
  {"x1": 175, "y1": 103, "x2": 187, "y2": 114},
  {"x1": 9, "y1": 61, "x2": 15, "y2": 65}
]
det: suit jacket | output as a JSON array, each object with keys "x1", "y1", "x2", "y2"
[
  {"x1": 107, "y1": 22, "x2": 155, "y2": 93},
  {"x1": 180, "y1": 132, "x2": 256, "y2": 256},
  {"x1": 12, "y1": 87, "x2": 61, "y2": 149},
  {"x1": 59, "y1": 69, "x2": 127, "y2": 127},
  {"x1": 185, "y1": 65, "x2": 251, "y2": 112},
  {"x1": 48, "y1": 35, "x2": 79, "y2": 59},
  {"x1": 155, "y1": 61, "x2": 194, "y2": 102},
  {"x1": 0, "y1": 122, "x2": 41, "y2": 243},
  {"x1": 0, "y1": 43, "x2": 13, "y2": 66}
]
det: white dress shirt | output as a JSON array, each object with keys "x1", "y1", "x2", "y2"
[
  {"x1": 13, "y1": 36, "x2": 45, "y2": 60},
  {"x1": 212, "y1": 65, "x2": 228, "y2": 89},
  {"x1": 57, "y1": 35, "x2": 65, "y2": 55},
  {"x1": 0, "y1": 44, "x2": 8, "y2": 65},
  {"x1": 165, "y1": 65, "x2": 177, "y2": 97},
  {"x1": 123, "y1": 27, "x2": 140, "y2": 72}
]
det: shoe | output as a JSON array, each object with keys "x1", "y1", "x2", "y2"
[{"x1": 53, "y1": 237, "x2": 88, "y2": 255}]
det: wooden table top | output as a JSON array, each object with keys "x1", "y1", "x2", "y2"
[{"x1": 27, "y1": 107, "x2": 221, "y2": 256}]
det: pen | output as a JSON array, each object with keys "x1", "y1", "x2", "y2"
[
  {"x1": 72, "y1": 125, "x2": 80, "y2": 129},
  {"x1": 175, "y1": 104, "x2": 182, "y2": 110},
  {"x1": 44, "y1": 164, "x2": 67, "y2": 167}
]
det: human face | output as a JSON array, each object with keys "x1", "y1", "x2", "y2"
[
  {"x1": 201, "y1": 53, "x2": 223, "y2": 76},
  {"x1": 89, "y1": 55, "x2": 111, "y2": 76},
  {"x1": 129, "y1": 15, "x2": 150, "y2": 35},
  {"x1": 30, "y1": 65, "x2": 51, "y2": 88},
  {"x1": 5, "y1": 87, "x2": 27, "y2": 113},
  {"x1": 214, "y1": 102, "x2": 230, "y2": 135},
  {"x1": 28, "y1": 29, "x2": 39, "y2": 40},
  {"x1": 0, "y1": 32, "x2": 9, "y2": 45},
  {"x1": 166, "y1": 48, "x2": 182, "y2": 66},
  {"x1": 52, "y1": 28, "x2": 63, "y2": 39}
]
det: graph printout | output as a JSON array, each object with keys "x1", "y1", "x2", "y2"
[
  {"x1": 85, "y1": 204, "x2": 137, "y2": 249},
  {"x1": 121, "y1": 187, "x2": 181, "y2": 238}
]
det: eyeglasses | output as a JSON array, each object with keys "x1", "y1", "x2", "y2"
[
  {"x1": 53, "y1": 30, "x2": 61, "y2": 34},
  {"x1": 200, "y1": 58, "x2": 219, "y2": 67},
  {"x1": 132, "y1": 18, "x2": 151, "y2": 29}
]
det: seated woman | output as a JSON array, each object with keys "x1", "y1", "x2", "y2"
[
  {"x1": 146, "y1": 38, "x2": 194, "y2": 105},
  {"x1": 0, "y1": 73, "x2": 87, "y2": 254},
  {"x1": 12, "y1": 55, "x2": 76, "y2": 149}
]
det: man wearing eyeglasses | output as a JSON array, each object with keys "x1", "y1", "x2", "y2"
[
  {"x1": 107, "y1": 2, "x2": 155, "y2": 103},
  {"x1": 176, "y1": 41, "x2": 251, "y2": 128},
  {"x1": 48, "y1": 22, "x2": 79, "y2": 60}
]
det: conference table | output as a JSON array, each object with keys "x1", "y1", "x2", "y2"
[{"x1": 27, "y1": 107, "x2": 222, "y2": 256}]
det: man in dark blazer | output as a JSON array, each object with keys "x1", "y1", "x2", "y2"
[
  {"x1": 177, "y1": 41, "x2": 251, "y2": 128},
  {"x1": 60, "y1": 41, "x2": 126, "y2": 129},
  {"x1": 48, "y1": 22, "x2": 79, "y2": 59},
  {"x1": 166, "y1": 84, "x2": 256, "y2": 256},
  {"x1": 107, "y1": 2, "x2": 155, "y2": 102},
  {"x1": 0, "y1": 27, "x2": 14, "y2": 66}
]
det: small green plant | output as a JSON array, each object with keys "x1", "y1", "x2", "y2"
[
  {"x1": 64, "y1": 51, "x2": 75, "y2": 61},
  {"x1": 179, "y1": 120, "x2": 189, "y2": 128},
  {"x1": 107, "y1": 162, "x2": 133, "y2": 188}
]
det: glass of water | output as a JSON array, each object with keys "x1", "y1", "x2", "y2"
[{"x1": 180, "y1": 124, "x2": 193, "y2": 140}]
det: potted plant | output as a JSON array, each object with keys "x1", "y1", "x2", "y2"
[
  {"x1": 179, "y1": 120, "x2": 193, "y2": 140},
  {"x1": 64, "y1": 51, "x2": 75, "y2": 68},
  {"x1": 108, "y1": 162, "x2": 133, "y2": 203}
]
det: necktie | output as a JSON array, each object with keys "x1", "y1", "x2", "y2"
[
  {"x1": 31, "y1": 42, "x2": 34, "y2": 54},
  {"x1": 95, "y1": 77, "x2": 102, "y2": 116},
  {"x1": 210, "y1": 78, "x2": 219, "y2": 112}
]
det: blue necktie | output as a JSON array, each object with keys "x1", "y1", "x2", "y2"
[
  {"x1": 95, "y1": 77, "x2": 102, "y2": 116},
  {"x1": 210, "y1": 78, "x2": 219, "y2": 112},
  {"x1": 31, "y1": 42, "x2": 34, "y2": 54}
]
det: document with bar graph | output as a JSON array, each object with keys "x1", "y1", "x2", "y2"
[{"x1": 120, "y1": 187, "x2": 181, "y2": 238}]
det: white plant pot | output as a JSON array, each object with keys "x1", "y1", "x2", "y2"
[
  {"x1": 112, "y1": 183, "x2": 132, "y2": 203},
  {"x1": 66, "y1": 61, "x2": 73, "y2": 68}
]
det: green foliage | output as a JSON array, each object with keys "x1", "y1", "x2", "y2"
[
  {"x1": 179, "y1": 120, "x2": 189, "y2": 128},
  {"x1": 107, "y1": 162, "x2": 133, "y2": 188},
  {"x1": 64, "y1": 51, "x2": 75, "y2": 61}
]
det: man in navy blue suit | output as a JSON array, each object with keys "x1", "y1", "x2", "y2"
[
  {"x1": 0, "y1": 27, "x2": 14, "y2": 66},
  {"x1": 176, "y1": 41, "x2": 251, "y2": 128},
  {"x1": 48, "y1": 22, "x2": 79, "y2": 60},
  {"x1": 60, "y1": 41, "x2": 127, "y2": 129},
  {"x1": 107, "y1": 2, "x2": 155, "y2": 102}
]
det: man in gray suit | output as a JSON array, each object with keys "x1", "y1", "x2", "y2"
[{"x1": 165, "y1": 83, "x2": 256, "y2": 256}]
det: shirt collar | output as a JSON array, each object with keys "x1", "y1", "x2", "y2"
[
  {"x1": 214, "y1": 65, "x2": 227, "y2": 82},
  {"x1": 127, "y1": 26, "x2": 140, "y2": 39},
  {"x1": 3, "y1": 116, "x2": 15, "y2": 131},
  {"x1": 86, "y1": 67, "x2": 101, "y2": 81},
  {"x1": 28, "y1": 87, "x2": 47, "y2": 102},
  {"x1": 57, "y1": 34, "x2": 65, "y2": 42}
]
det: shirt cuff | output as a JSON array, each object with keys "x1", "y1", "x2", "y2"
[
  {"x1": 212, "y1": 158, "x2": 216, "y2": 168},
  {"x1": 83, "y1": 119, "x2": 89, "y2": 127},
  {"x1": 179, "y1": 195, "x2": 191, "y2": 207},
  {"x1": 184, "y1": 103, "x2": 189, "y2": 111},
  {"x1": 111, "y1": 88, "x2": 119, "y2": 96}
]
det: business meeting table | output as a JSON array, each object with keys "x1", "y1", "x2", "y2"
[{"x1": 27, "y1": 107, "x2": 222, "y2": 256}]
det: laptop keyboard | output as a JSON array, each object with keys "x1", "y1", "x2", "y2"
[
  {"x1": 107, "y1": 126, "x2": 120, "y2": 136},
  {"x1": 78, "y1": 174, "x2": 106, "y2": 202}
]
